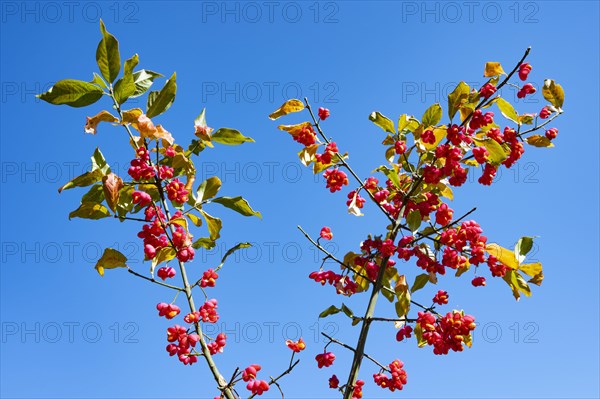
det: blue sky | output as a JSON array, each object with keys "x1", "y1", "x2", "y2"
[{"x1": 1, "y1": 1, "x2": 599, "y2": 398}]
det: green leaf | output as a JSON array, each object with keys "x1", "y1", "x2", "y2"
[
  {"x1": 340, "y1": 304, "x2": 355, "y2": 319},
  {"x1": 374, "y1": 165, "x2": 401, "y2": 189},
  {"x1": 91, "y1": 148, "x2": 111, "y2": 174},
  {"x1": 422, "y1": 103, "x2": 442, "y2": 127},
  {"x1": 448, "y1": 81, "x2": 470, "y2": 120},
  {"x1": 195, "y1": 108, "x2": 207, "y2": 127},
  {"x1": 131, "y1": 70, "x2": 163, "y2": 98},
  {"x1": 369, "y1": 111, "x2": 395, "y2": 133},
  {"x1": 94, "y1": 248, "x2": 127, "y2": 276},
  {"x1": 212, "y1": 196, "x2": 262, "y2": 218},
  {"x1": 542, "y1": 79, "x2": 564, "y2": 109},
  {"x1": 319, "y1": 305, "x2": 341, "y2": 318},
  {"x1": 514, "y1": 236, "x2": 534, "y2": 263},
  {"x1": 197, "y1": 176, "x2": 222, "y2": 202},
  {"x1": 116, "y1": 185, "x2": 134, "y2": 220},
  {"x1": 81, "y1": 184, "x2": 105, "y2": 203},
  {"x1": 407, "y1": 209, "x2": 422, "y2": 233},
  {"x1": 473, "y1": 137, "x2": 507, "y2": 166},
  {"x1": 215, "y1": 242, "x2": 252, "y2": 271},
  {"x1": 502, "y1": 269, "x2": 532, "y2": 301},
  {"x1": 146, "y1": 72, "x2": 177, "y2": 118},
  {"x1": 37, "y1": 79, "x2": 103, "y2": 108},
  {"x1": 187, "y1": 213, "x2": 203, "y2": 227},
  {"x1": 96, "y1": 19, "x2": 120, "y2": 83},
  {"x1": 414, "y1": 323, "x2": 427, "y2": 347},
  {"x1": 397, "y1": 114, "x2": 420, "y2": 133},
  {"x1": 495, "y1": 98, "x2": 520, "y2": 124},
  {"x1": 113, "y1": 54, "x2": 139, "y2": 104},
  {"x1": 91, "y1": 73, "x2": 108, "y2": 89},
  {"x1": 200, "y1": 210, "x2": 222, "y2": 240},
  {"x1": 58, "y1": 169, "x2": 104, "y2": 193},
  {"x1": 69, "y1": 203, "x2": 111, "y2": 220},
  {"x1": 151, "y1": 247, "x2": 176, "y2": 274},
  {"x1": 211, "y1": 128, "x2": 255, "y2": 145},
  {"x1": 411, "y1": 273, "x2": 430, "y2": 293},
  {"x1": 192, "y1": 237, "x2": 216, "y2": 250}
]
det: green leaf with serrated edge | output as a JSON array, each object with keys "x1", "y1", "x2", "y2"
[
  {"x1": 495, "y1": 98, "x2": 520, "y2": 124},
  {"x1": 96, "y1": 20, "x2": 120, "y2": 83},
  {"x1": 187, "y1": 213, "x2": 203, "y2": 227},
  {"x1": 422, "y1": 103, "x2": 442, "y2": 127},
  {"x1": 131, "y1": 70, "x2": 163, "y2": 98},
  {"x1": 318, "y1": 305, "x2": 341, "y2": 318},
  {"x1": 91, "y1": 73, "x2": 107, "y2": 89},
  {"x1": 341, "y1": 304, "x2": 355, "y2": 319},
  {"x1": 151, "y1": 247, "x2": 176, "y2": 275},
  {"x1": 59, "y1": 169, "x2": 104, "y2": 193},
  {"x1": 215, "y1": 242, "x2": 252, "y2": 271},
  {"x1": 472, "y1": 137, "x2": 507, "y2": 166},
  {"x1": 200, "y1": 210, "x2": 222, "y2": 240},
  {"x1": 407, "y1": 209, "x2": 422, "y2": 233},
  {"x1": 69, "y1": 203, "x2": 111, "y2": 220},
  {"x1": 514, "y1": 236, "x2": 534, "y2": 263},
  {"x1": 369, "y1": 111, "x2": 395, "y2": 133},
  {"x1": 448, "y1": 81, "x2": 470, "y2": 120},
  {"x1": 211, "y1": 128, "x2": 255, "y2": 145},
  {"x1": 91, "y1": 148, "x2": 111, "y2": 174},
  {"x1": 146, "y1": 72, "x2": 176, "y2": 118},
  {"x1": 113, "y1": 54, "x2": 139, "y2": 104},
  {"x1": 81, "y1": 184, "x2": 105, "y2": 204},
  {"x1": 411, "y1": 274, "x2": 430, "y2": 293},
  {"x1": 211, "y1": 196, "x2": 262, "y2": 218},
  {"x1": 542, "y1": 79, "x2": 564, "y2": 109},
  {"x1": 94, "y1": 248, "x2": 127, "y2": 276},
  {"x1": 37, "y1": 79, "x2": 103, "y2": 108},
  {"x1": 196, "y1": 176, "x2": 222, "y2": 203},
  {"x1": 192, "y1": 237, "x2": 216, "y2": 250}
]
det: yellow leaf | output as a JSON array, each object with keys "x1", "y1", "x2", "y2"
[
  {"x1": 519, "y1": 262, "x2": 544, "y2": 286},
  {"x1": 278, "y1": 122, "x2": 312, "y2": 138},
  {"x1": 542, "y1": 79, "x2": 564, "y2": 109},
  {"x1": 84, "y1": 110, "x2": 118, "y2": 134},
  {"x1": 95, "y1": 248, "x2": 127, "y2": 276},
  {"x1": 298, "y1": 144, "x2": 319, "y2": 166},
  {"x1": 484, "y1": 62, "x2": 505, "y2": 77},
  {"x1": 121, "y1": 108, "x2": 143, "y2": 125},
  {"x1": 422, "y1": 127, "x2": 447, "y2": 151},
  {"x1": 485, "y1": 243, "x2": 519, "y2": 269},
  {"x1": 526, "y1": 135, "x2": 555, "y2": 148},
  {"x1": 269, "y1": 99, "x2": 305, "y2": 120}
]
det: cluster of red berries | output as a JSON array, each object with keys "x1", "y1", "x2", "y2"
[
  {"x1": 157, "y1": 266, "x2": 176, "y2": 280},
  {"x1": 417, "y1": 311, "x2": 476, "y2": 355},
  {"x1": 166, "y1": 178, "x2": 189, "y2": 204},
  {"x1": 207, "y1": 332, "x2": 227, "y2": 355},
  {"x1": 166, "y1": 324, "x2": 200, "y2": 365},
  {"x1": 432, "y1": 290, "x2": 449, "y2": 305},
  {"x1": 323, "y1": 168, "x2": 349, "y2": 192},
  {"x1": 157, "y1": 302, "x2": 181, "y2": 319},
  {"x1": 318, "y1": 107, "x2": 330, "y2": 120},
  {"x1": 315, "y1": 352, "x2": 336, "y2": 368},
  {"x1": 396, "y1": 325, "x2": 413, "y2": 342},
  {"x1": 294, "y1": 124, "x2": 317, "y2": 146},
  {"x1": 242, "y1": 364, "x2": 270, "y2": 396},
  {"x1": 373, "y1": 359, "x2": 407, "y2": 392},
  {"x1": 198, "y1": 299, "x2": 219, "y2": 323},
  {"x1": 308, "y1": 269, "x2": 358, "y2": 296},
  {"x1": 316, "y1": 142, "x2": 339, "y2": 165},
  {"x1": 286, "y1": 337, "x2": 306, "y2": 352},
  {"x1": 200, "y1": 268, "x2": 219, "y2": 288},
  {"x1": 128, "y1": 147, "x2": 156, "y2": 180},
  {"x1": 139, "y1": 208, "x2": 196, "y2": 264},
  {"x1": 479, "y1": 82, "x2": 497, "y2": 99}
]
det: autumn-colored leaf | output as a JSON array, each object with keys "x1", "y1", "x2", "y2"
[
  {"x1": 269, "y1": 99, "x2": 305, "y2": 120},
  {"x1": 101, "y1": 173, "x2": 123, "y2": 212},
  {"x1": 484, "y1": 62, "x2": 505, "y2": 77},
  {"x1": 94, "y1": 248, "x2": 127, "y2": 276},
  {"x1": 84, "y1": 110, "x2": 118, "y2": 134}
]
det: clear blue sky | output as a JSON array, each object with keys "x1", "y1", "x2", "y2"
[{"x1": 1, "y1": 1, "x2": 599, "y2": 398}]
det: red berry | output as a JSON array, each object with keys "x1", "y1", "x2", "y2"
[
  {"x1": 320, "y1": 227, "x2": 333, "y2": 240},
  {"x1": 539, "y1": 106, "x2": 552, "y2": 119},
  {"x1": 323, "y1": 168, "x2": 348, "y2": 193},
  {"x1": 285, "y1": 337, "x2": 306, "y2": 352},
  {"x1": 472, "y1": 276, "x2": 486, "y2": 287},
  {"x1": 157, "y1": 266, "x2": 176, "y2": 280},
  {"x1": 545, "y1": 127, "x2": 558, "y2": 140},
  {"x1": 518, "y1": 63, "x2": 532, "y2": 81},
  {"x1": 315, "y1": 352, "x2": 336, "y2": 368},
  {"x1": 433, "y1": 290, "x2": 449, "y2": 305},
  {"x1": 318, "y1": 107, "x2": 331, "y2": 120}
]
